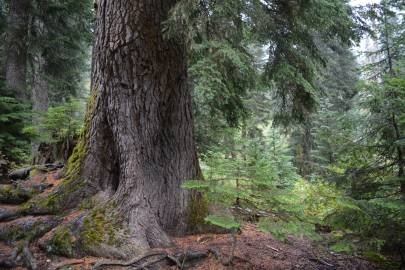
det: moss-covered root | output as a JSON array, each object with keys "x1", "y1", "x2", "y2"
[
  {"x1": 21, "y1": 176, "x2": 87, "y2": 215},
  {"x1": 26, "y1": 91, "x2": 100, "y2": 215},
  {"x1": 0, "y1": 216, "x2": 60, "y2": 244},
  {"x1": 39, "y1": 206, "x2": 127, "y2": 259},
  {"x1": 0, "y1": 185, "x2": 33, "y2": 204}
]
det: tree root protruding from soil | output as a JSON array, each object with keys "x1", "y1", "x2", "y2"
[
  {"x1": 93, "y1": 250, "x2": 210, "y2": 270},
  {"x1": 0, "y1": 242, "x2": 40, "y2": 270},
  {"x1": 22, "y1": 242, "x2": 38, "y2": 270},
  {"x1": 93, "y1": 251, "x2": 168, "y2": 269}
]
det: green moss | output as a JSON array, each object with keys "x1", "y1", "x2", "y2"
[
  {"x1": 29, "y1": 168, "x2": 40, "y2": 178},
  {"x1": 80, "y1": 206, "x2": 118, "y2": 250},
  {"x1": 0, "y1": 220, "x2": 54, "y2": 243},
  {"x1": 0, "y1": 185, "x2": 32, "y2": 203},
  {"x1": 363, "y1": 251, "x2": 387, "y2": 263},
  {"x1": 78, "y1": 197, "x2": 94, "y2": 210},
  {"x1": 362, "y1": 251, "x2": 399, "y2": 269},
  {"x1": 47, "y1": 226, "x2": 76, "y2": 257},
  {"x1": 65, "y1": 90, "x2": 98, "y2": 178},
  {"x1": 37, "y1": 90, "x2": 99, "y2": 213},
  {"x1": 21, "y1": 177, "x2": 86, "y2": 214},
  {"x1": 0, "y1": 226, "x2": 23, "y2": 242},
  {"x1": 187, "y1": 193, "x2": 209, "y2": 230},
  {"x1": 45, "y1": 205, "x2": 119, "y2": 257},
  {"x1": 21, "y1": 92, "x2": 99, "y2": 214}
]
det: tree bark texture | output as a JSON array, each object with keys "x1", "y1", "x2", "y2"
[
  {"x1": 31, "y1": 54, "x2": 50, "y2": 164},
  {"x1": 82, "y1": 0, "x2": 200, "y2": 249},
  {"x1": 5, "y1": 0, "x2": 29, "y2": 99}
]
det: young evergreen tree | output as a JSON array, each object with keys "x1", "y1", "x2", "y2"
[
  {"x1": 28, "y1": 0, "x2": 93, "y2": 162},
  {"x1": 311, "y1": 42, "x2": 359, "y2": 177},
  {"x1": 359, "y1": 0, "x2": 405, "y2": 196}
]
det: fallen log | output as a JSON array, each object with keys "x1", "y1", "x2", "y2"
[{"x1": 8, "y1": 167, "x2": 31, "y2": 181}]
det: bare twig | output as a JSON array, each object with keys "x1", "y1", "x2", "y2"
[
  {"x1": 266, "y1": 245, "x2": 280, "y2": 252},
  {"x1": 309, "y1": 256, "x2": 334, "y2": 267}
]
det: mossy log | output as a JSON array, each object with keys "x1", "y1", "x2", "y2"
[
  {"x1": 0, "y1": 215, "x2": 60, "y2": 243},
  {"x1": 0, "y1": 185, "x2": 32, "y2": 204},
  {"x1": 0, "y1": 206, "x2": 20, "y2": 222},
  {"x1": 8, "y1": 167, "x2": 31, "y2": 181}
]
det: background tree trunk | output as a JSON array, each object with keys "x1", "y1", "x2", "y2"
[
  {"x1": 81, "y1": 0, "x2": 200, "y2": 249},
  {"x1": 31, "y1": 54, "x2": 50, "y2": 164},
  {"x1": 5, "y1": 0, "x2": 29, "y2": 99}
]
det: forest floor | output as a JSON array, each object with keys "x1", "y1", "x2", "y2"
[{"x1": 0, "y1": 169, "x2": 377, "y2": 270}]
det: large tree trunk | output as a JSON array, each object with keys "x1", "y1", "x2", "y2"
[
  {"x1": 81, "y1": 0, "x2": 200, "y2": 249},
  {"x1": 5, "y1": 0, "x2": 29, "y2": 99},
  {"x1": 31, "y1": 54, "x2": 50, "y2": 164}
]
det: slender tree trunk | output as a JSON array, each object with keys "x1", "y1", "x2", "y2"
[
  {"x1": 392, "y1": 114, "x2": 405, "y2": 196},
  {"x1": 81, "y1": 0, "x2": 200, "y2": 249},
  {"x1": 304, "y1": 119, "x2": 313, "y2": 176},
  {"x1": 381, "y1": 5, "x2": 405, "y2": 196},
  {"x1": 296, "y1": 118, "x2": 313, "y2": 178},
  {"x1": 5, "y1": 0, "x2": 29, "y2": 99}
]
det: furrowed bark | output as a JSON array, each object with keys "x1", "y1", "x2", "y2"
[
  {"x1": 5, "y1": 0, "x2": 29, "y2": 99},
  {"x1": 31, "y1": 54, "x2": 50, "y2": 163},
  {"x1": 79, "y1": 0, "x2": 201, "y2": 250}
]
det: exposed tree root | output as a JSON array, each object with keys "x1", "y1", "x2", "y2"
[
  {"x1": 93, "y1": 250, "x2": 210, "y2": 270},
  {"x1": 0, "y1": 246, "x2": 18, "y2": 269},
  {"x1": 49, "y1": 259, "x2": 86, "y2": 270},
  {"x1": 0, "y1": 205, "x2": 20, "y2": 221},
  {"x1": 22, "y1": 242, "x2": 38, "y2": 270},
  {"x1": 93, "y1": 251, "x2": 167, "y2": 269},
  {"x1": 0, "y1": 215, "x2": 60, "y2": 243}
]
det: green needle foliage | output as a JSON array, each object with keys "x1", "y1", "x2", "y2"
[
  {"x1": 24, "y1": 99, "x2": 84, "y2": 160},
  {"x1": 0, "y1": 90, "x2": 30, "y2": 162}
]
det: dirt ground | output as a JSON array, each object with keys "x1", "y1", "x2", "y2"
[
  {"x1": 0, "y1": 170, "x2": 377, "y2": 270},
  {"x1": 0, "y1": 224, "x2": 376, "y2": 270}
]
